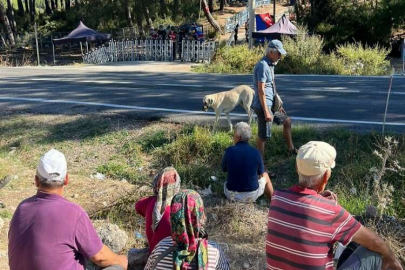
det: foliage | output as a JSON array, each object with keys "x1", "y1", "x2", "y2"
[
  {"x1": 194, "y1": 43, "x2": 262, "y2": 74},
  {"x1": 336, "y1": 42, "x2": 392, "y2": 76},
  {"x1": 198, "y1": 26, "x2": 392, "y2": 76},
  {"x1": 295, "y1": 0, "x2": 405, "y2": 50}
]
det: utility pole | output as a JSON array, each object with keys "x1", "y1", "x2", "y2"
[
  {"x1": 34, "y1": 22, "x2": 40, "y2": 66},
  {"x1": 248, "y1": 0, "x2": 255, "y2": 49}
]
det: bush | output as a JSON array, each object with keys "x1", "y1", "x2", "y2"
[
  {"x1": 194, "y1": 43, "x2": 263, "y2": 74},
  {"x1": 277, "y1": 27, "x2": 345, "y2": 75},
  {"x1": 155, "y1": 126, "x2": 233, "y2": 167},
  {"x1": 336, "y1": 42, "x2": 392, "y2": 76},
  {"x1": 197, "y1": 26, "x2": 392, "y2": 76}
]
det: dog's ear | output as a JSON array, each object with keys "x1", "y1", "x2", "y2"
[{"x1": 208, "y1": 98, "x2": 214, "y2": 105}]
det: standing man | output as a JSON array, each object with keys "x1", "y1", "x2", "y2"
[
  {"x1": 234, "y1": 24, "x2": 239, "y2": 45},
  {"x1": 8, "y1": 149, "x2": 128, "y2": 270},
  {"x1": 266, "y1": 141, "x2": 402, "y2": 270},
  {"x1": 252, "y1": 39, "x2": 296, "y2": 158}
]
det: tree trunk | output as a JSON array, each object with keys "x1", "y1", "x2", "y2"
[
  {"x1": 172, "y1": 0, "x2": 179, "y2": 21},
  {"x1": 50, "y1": 0, "x2": 56, "y2": 11},
  {"x1": 208, "y1": 0, "x2": 214, "y2": 13},
  {"x1": 142, "y1": 5, "x2": 152, "y2": 28},
  {"x1": 202, "y1": 0, "x2": 223, "y2": 34},
  {"x1": 65, "y1": 0, "x2": 70, "y2": 10},
  {"x1": 45, "y1": 0, "x2": 52, "y2": 14},
  {"x1": 6, "y1": 0, "x2": 17, "y2": 36},
  {"x1": 17, "y1": 0, "x2": 24, "y2": 15},
  {"x1": 24, "y1": 0, "x2": 29, "y2": 13},
  {"x1": 29, "y1": 0, "x2": 35, "y2": 22},
  {"x1": 55, "y1": 0, "x2": 58, "y2": 9},
  {"x1": 125, "y1": 0, "x2": 133, "y2": 27},
  {"x1": 220, "y1": 0, "x2": 225, "y2": 11},
  {"x1": 0, "y1": 31, "x2": 7, "y2": 48},
  {"x1": 135, "y1": 9, "x2": 144, "y2": 36},
  {"x1": 159, "y1": 0, "x2": 167, "y2": 18},
  {"x1": 0, "y1": 2, "x2": 15, "y2": 46}
]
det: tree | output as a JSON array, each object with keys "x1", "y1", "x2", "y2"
[
  {"x1": 0, "y1": 1, "x2": 15, "y2": 46},
  {"x1": 220, "y1": 0, "x2": 225, "y2": 12},
  {"x1": 24, "y1": 0, "x2": 29, "y2": 13},
  {"x1": 65, "y1": 0, "x2": 70, "y2": 10},
  {"x1": 172, "y1": 0, "x2": 179, "y2": 21},
  {"x1": 6, "y1": 0, "x2": 17, "y2": 37},
  {"x1": 50, "y1": 0, "x2": 56, "y2": 11},
  {"x1": 125, "y1": 0, "x2": 133, "y2": 27},
  {"x1": 45, "y1": 0, "x2": 53, "y2": 14},
  {"x1": 17, "y1": 0, "x2": 25, "y2": 16},
  {"x1": 159, "y1": 0, "x2": 167, "y2": 19},
  {"x1": 202, "y1": 0, "x2": 223, "y2": 34},
  {"x1": 208, "y1": 0, "x2": 214, "y2": 13},
  {"x1": 29, "y1": 0, "x2": 35, "y2": 22}
]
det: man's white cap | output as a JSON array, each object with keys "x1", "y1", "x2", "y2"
[
  {"x1": 37, "y1": 149, "x2": 67, "y2": 181},
  {"x1": 296, "y1": 141, "x2": 336, "y2": 176}
]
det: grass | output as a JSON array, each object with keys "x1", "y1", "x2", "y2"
[
  {"x1": 0, "y1": 113, "x2": 404, "y2": 267},
  {"x1": 0, "y1": 210, "x2": 12, "y2": 219},
  {"x1": 0, "y1": 114, "x2": 404, "y2": 217}
]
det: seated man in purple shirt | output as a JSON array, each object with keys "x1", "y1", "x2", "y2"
[{"x1": 8, "y1": 149, "x2": 128, "y2": 270}]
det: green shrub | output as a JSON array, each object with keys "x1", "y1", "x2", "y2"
[
  {"x1": 195, "y1": 43, "x2": 263, "y2": 74},
  {"x1": 155, "y1": 126, "x2": 233, "y2": 167},
  {"x1": 197, "y1": 25, "x2": 391, "y2": 76},
  {"x1": 336, "y1": 42, "x2": 392, "y2": 76}
]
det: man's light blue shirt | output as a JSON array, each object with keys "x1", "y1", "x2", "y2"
[{"x1": 252, "y1": 56, "x2": 274, "y2": 109}]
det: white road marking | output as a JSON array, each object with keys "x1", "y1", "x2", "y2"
[{"x1": 0, "y1": 96, "x2": 404, "y2": 127}]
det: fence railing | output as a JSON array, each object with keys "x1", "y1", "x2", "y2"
[
  {"x1": 82, "y1": 39, "x2": 216, "y2": 64},
  {"x1": 181, "y1": 40, "x2": 216, "y2": 63},
  {"x1": 225, "y1": 0, "x2": 271, "y2": 33}
]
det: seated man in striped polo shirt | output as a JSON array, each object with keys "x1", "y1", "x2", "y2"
[{"x1": 266, "y1": 141, "x2": 402, "y2": 270}]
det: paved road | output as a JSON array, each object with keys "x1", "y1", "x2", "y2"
[{"x1": 0, "y1": 66, "x2": 404, "y2": 131}]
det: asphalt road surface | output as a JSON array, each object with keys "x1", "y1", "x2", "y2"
[{"x1": 0, "y1": 66, "x2": 404, "y2": 132}]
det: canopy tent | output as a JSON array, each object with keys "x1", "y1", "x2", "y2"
[
  {"x1": 51, "y1": 21, "x2": 111, "y2": 65},
  {"x1": 52, "y1": 21, "x2": 111, "y2": 45},
  {"x1": 252, "y1": 14, "x2": 297, "y2": 39}
]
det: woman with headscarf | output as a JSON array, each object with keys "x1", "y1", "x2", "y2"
[
  {"x1": 135, "y1": 167, "x2": 181, "y2": 253},
  {"x1": 144, "y1": 189, "x2": 230, "y2": 270}
]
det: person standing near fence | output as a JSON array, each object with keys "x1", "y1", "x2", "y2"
[
  {"x1": 234, "y1": 24, "x2": 239, "y2": 45},
  {"x1": 245, "y1": 19, "x2": 249, "y2": 43}
]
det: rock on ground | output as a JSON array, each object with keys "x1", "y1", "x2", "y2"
[{"x1": 96, "y1": 223, "x2": 128, "y2": 253}]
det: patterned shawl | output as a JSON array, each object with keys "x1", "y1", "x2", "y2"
[
  {"x1": 171, "y1": 189, "x2": 208, "y2": 270},
  {"x1": 152, "y1": 167, "x2": 181, "y2": 232}
]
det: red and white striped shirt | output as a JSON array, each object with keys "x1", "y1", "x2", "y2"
[{"x1": 266, "y1": 185, "x2": 361, "y2": 270}]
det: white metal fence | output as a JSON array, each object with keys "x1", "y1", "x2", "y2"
[
  {"x1": 225, "y1": 0, "x2": 271, "y2": 33},
  {"x1": 82, "y1": 39, "x2": 216, "y2": 64},
  {"x1": 181, "y1": 40, "x2": 216, "y2": 62}
]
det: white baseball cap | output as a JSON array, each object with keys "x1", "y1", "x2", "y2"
[
  {"x1": 296, "y1": 141, "x2": 336, "y2": 176},
  {"x1": 37, "y1": 149, "x2": 67, "y2": 181}
]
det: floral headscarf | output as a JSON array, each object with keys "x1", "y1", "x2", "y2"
[
  {"x1": 152, "y1": 167, "x2": 181, "y2": 232},
  {"x1": 171, "y1": 189, "x2": 208, "y2": 270}
]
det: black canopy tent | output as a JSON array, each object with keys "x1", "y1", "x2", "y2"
[
  {"x1": 252, "y1": 14, "x2": 297, "y2": 40},
  {"x1": 52, "y1": 21, "x2": 112, "y2": 64}
]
